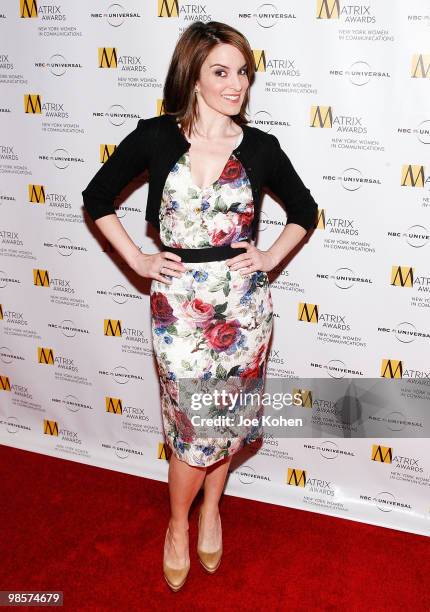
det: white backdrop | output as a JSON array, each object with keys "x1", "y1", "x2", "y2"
[{"x1": 0, "y1": 1, "x2": 429, "y2": 536}]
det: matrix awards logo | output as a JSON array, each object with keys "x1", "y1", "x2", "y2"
[
  {"x1": 98, "y1": 46, "x2": 157, "y2": 89},
  {"x1": 44, "y1": 418, "x2": 84, "y2": 445},
  {"x1": 33, "y1": 268, "x2": 49, "y2": 287},
  {"x1": 24, "y1": 94, "x2": 41, "y2": 114},
  {"x1": 298, "y1": 302, "x2": 366, "y2": 348},
  {"x1": 20, "y1": 0, "x2": 37, "y2": 18},
  {"x1": 157, "y1": 99, "x2": 165, "y2": 115},
  {"x1": 100, "y1": 144, "x2": 116, "y2": 162},
  {"x1": 298, "y1": 303, "x2": 318, "y2": 323},
  {"x1": 1, "y1": 375, "x2": 11, "y2": 391},
  {"x1": 390, "y1": 265, "x2": 430, "y2": 310},
  {"x1": 316, "y1": 1, "x2": 375, "y2": 23},
  {"x1": 380, "y1": 359, "x2": 402, "y2": 378},
  {"x1": 252, "y1": 49, "x2": 266, "y2": 72},
  {"x1": 292, "y1": 388, "x2": 312, "y2": 408},
  {"x1": 24, "y1": 93, "x2": 68, "y2": 117},
  {"x1": 310, "y1": 106, "x2": 366, "y2": 133},
  {"x1": 44, "y1": 419, "x2": 58, "y2": 435},
  {"x1": 316, "y1": 209, "x2": 376, "y2": 256},
  {"x1": 104, "y1": 319, "x2": 122, "y2": 337},
  {"x1": 311, "y1": 105, "x2": 332, "y2": 127},
  {"x1": 371, "y1": 444, "x2": 392, "y2": 463},
  {"x1": 98, "y1": 47, "x2": 117, "y2": 68},
  {"x1": 38, "y1": 346, "x2": 54, "y2": 365},
  {"x1": 313, "y1": 107, "x2": 384, "y2": 150},
  {"x1": 158, "y1": 1, "x2": 213, "y2": 26},
  {"x1": 252, "y1": 48, "x2": 315, "y2": 95},
  {"x1": 106, "y1": 396, "x2": 122, "y2": 413},
  {"x1": 158, "y1": 0, "x2": 179, "y2": 17},
  {"x1": 158, "y1": 442, "x2": 170, "y2": 459},
  {"x1": 316, "y1": 0, "x2": 339, "y2": 19},
  {"x1": 390, "y1": 266, "x2": 414, "y2": 288},
  {"x1": 38, "y1": 346, "x2": 80, "y2": 377},
  {"x1": 98, "y1": 47, "x2": 146, "y2": 72},
  {"x1": 20, "y1": 2, "x2": 80, "y2": 37},
  {"x1": 287, "y1": 468, "x2": 306, "y2": 487},
  {"x1": 29, "y1": 184, "x2": 45, "y2": 203},
  {"x1": 401, "y1": 165, "x2": 428, "y2": 188},
  {"x1": 371, "y1": 443, "x2": 426, "y2": 488},
  {"x1": 411, "y1": 54, "x2": 430, "y2": 78}
]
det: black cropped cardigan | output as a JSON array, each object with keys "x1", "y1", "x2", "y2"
[{"x1": 81, "y1": 113, "x2": 318, "y2": 238}]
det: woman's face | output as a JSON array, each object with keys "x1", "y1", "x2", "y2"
[{"x1": 195, "y1": 43, "x2": 249, "y2": 117}]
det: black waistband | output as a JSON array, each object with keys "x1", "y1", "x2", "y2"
[{"x1": 161, "y1": 242, "x2": 249, "y2": 263}]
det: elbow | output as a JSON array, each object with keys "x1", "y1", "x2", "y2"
[
  {"x1": 81, "y1": 190, "x2": 115, "y2": 223},
  {"x1": 285, "y1": 192, "x2": 318, "y2": 232}
]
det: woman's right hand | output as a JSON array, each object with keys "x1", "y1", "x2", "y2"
[{"x1": 129, "y1": 251, "x2": 186, "y2": 285}]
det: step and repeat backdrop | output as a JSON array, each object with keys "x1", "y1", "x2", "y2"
[{"x1": 0, "y1": 1, "x2": 429, "y2": 536}]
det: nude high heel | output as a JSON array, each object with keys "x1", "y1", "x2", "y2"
[
  {"x1": 197, "y1": 510, "x2": 223, "y2": 573},
  {"x1": 163, "y1": 524, "x2": 190, "y2": 592}
]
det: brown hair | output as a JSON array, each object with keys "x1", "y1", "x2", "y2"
[{"x1": 163, "y1": 21, "x2": 255, "y2": 137}]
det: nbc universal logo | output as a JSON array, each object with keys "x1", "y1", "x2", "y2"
[
  {"x1": 90, "y1": 3, "x2": 141, "y2": 26},
  {"x1": 103, "y1": 318, "x2": 152, "y2": 357},
  {"x1": 253, "y1": 49, "x2": 317, "y2": 96},
  {"x1": 315, "y1": 0, "x2": 394, "y2": 42},
  {"x1": 238, "y1": 2, "x2": 296, "y2": 28},
  {"x1": 157, "y1": 0, "x2": 213, "y2": 30},
  {"x1": 317, "y1": 208, "x2": 376, "y2": 255},
  {"x1": 34, "y1": 53, "x2": 82, "y2": 76},
  {"x1": 329, "y1": 60, "x2": 390, "y2": 86},
  {"x1": 98, "y1": 46, "x2": 162, "y2": 90},
  {"x1": 20, "y1": 0, "x2": 84, "y2": 38},
  {"x1": 310, "y1": 105, "x2": 385, "y2": 153},
  {"x1": 390, "y1": 264, "x2": 430, "y2": 310},
  {"x1": 92, "y1": 105, "x2": 141, "y2": 127},
  {"x1": 298, "y1": 301, "x2": 367, "y2": 348},
  {"x1": 322, "y1": 168, "x2": 381, "y2": 191}
]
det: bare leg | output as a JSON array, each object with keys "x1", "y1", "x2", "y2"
[
  {"x1": 164, "y1": 452, "x2": 206, "y2": 568},
  {"x1": 199, "y1": 455, "x2": 232, "y2": 551}
]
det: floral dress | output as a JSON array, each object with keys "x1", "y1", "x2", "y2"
[{"x1": 150, "y1": 132, "x2": 274, "y2": 467}]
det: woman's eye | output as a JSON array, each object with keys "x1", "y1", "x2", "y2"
[{"x1": 214, "y1": 68, "x2": 248, "y2": 77}]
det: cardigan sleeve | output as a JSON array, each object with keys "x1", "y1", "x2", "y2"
[
  {"x1": 81, "y1": 118, "x2": 150, "y2": 222},
  {"x1": 264, "y1": 133, "x2": 318, "y2": 231}
]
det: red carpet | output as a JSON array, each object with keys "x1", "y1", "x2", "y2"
[{"x1": 1, "y1": 444, "x2": 428, "y2": 611}]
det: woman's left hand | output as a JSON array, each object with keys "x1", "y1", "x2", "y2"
[{"x1": 225, "y1": 240, "x2": 278, "y2": 275}]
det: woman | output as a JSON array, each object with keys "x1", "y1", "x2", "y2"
[{"x1": 82, "y1": 21, "x2": 317, "y2": 591}]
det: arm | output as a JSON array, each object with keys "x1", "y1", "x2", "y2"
[
  {"x1": 81, "y1": 118, "x2": 149, "y2": 223},
  {"x1": 228, "y1": 135, "x2": 318, "y2": 273},
  {"x1": 264, "y1": 134, "x2": 318, "y2": 265},
  {"x1": 81, "y1": 119, "x2": 185, "y2": 282}
]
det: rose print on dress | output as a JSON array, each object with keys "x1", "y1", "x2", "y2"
[{"x1": 151, "y1": 150, "x2": 273, "y2": 467}]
